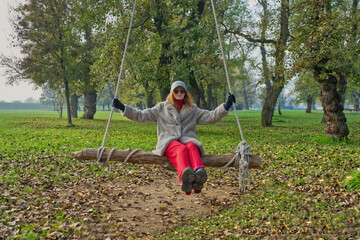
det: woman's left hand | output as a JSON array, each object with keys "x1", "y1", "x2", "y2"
[{"x1": 224, "y1": 93, "x2": 236, "y2": 111}]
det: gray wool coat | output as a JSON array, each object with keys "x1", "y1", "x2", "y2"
[{"x1": 122, "y1": 100, "x2": 229, "y2": 156}]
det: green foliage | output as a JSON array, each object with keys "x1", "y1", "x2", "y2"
[
  {"x1": 90, "y1": 0, "x2": 162, "y2": 105},
  {"x1": 13, "y1": 0, "x2": 78, "y2": 88},
  {"x1": 290, "y1": 0, "x2": 358, "y2": 79},
  {"x1": 90, "y1": 0, "x2": 249, "y2": 107},
  {"x1": 291, "y1": 71, "x2": 320, "y2": 105}
]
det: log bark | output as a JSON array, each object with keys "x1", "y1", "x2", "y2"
[{"x1": 71, "y1": 148, "x2": 262, "y2": 171}]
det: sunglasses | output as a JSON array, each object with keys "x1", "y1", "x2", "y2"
[{"x1": 174, "y1": 89, "x2": 185, "y2": 94}]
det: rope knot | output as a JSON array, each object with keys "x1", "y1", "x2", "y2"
[
  {"x1": 237, "y1": 141, "x2": 251, "y2": 192},
  {"x1": 221, "y1": 141, "x2": 251, "y2": 193}
]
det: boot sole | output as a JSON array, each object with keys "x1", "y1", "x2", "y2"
[
  {"x1": 193, "y1": 168, "x2": 207, "y2": 191},
  {"x1": 181, "y1": 167, "x2": 195, "y2": 193}
]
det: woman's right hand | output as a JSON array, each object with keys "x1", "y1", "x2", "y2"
[{"x1": 112, "y1": 98, "x2": 125, "y2": 111}]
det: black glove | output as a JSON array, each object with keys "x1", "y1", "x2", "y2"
[
  {"x1": 224, "y1": 93, "x2": 236, "y2": 111},
  {"x1": 112, "y1": 98, "x2": 125, "y2": 111}
]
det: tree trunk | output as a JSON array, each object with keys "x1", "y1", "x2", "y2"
[
  {"x1": 146, "y1": 91, "x2": 155, "y2": 108},
  {"x1": 58, "y1": 104, "x2": 63, "y2": 118},
  {"x1": 352, "y1": 0, "x2": 358, "y2": 44},
  {"x1": 306, "y1": 95, "x2": 312, "y2": 113},
  {"x1": 309, "y1": 2, "x2": 350, "y2": 139},
  {"x1": 260, "y1": 0, "x2": 289, "y2": 126},
  {"x1": 65, "y1": 85, "x2": 72, "y2": 125},
  {"x1": 82, "y1": 25, "x2": 97, "y2": 119},
  {"x1": 71, "y1": 148, "x2": 262, "y2": 171},
  {"x1": 277, "y1": 101, "x2": 282, "y2": 115},
  {"x1": 321, "y1": 113, "x2": 326, "y2": 123},
  {"x1": 157, "y1": 45, "x2": 171, "y2": 100},
  {"x1": 259, "y1": 0, "x2": 272, "y2": 94},
  {"x1": 62, "y1": 65, "x2": 72, "y2": 125},
  {"x1": 337, "y1": 74, "x2": 347, "y2": 107},
  {"x1": 153, "y1": 0, "x2": 171, "y2": 100},
  {"x1": 353, "y1": 93, "x2": 360, "y2": 111},
  {"x1": 261, "y1": 86, "x2": 283, "y2": 126},
  {"x1": 198, "y1": 80, "x2": 207, "y2": 109},
  {"x1": 206, "y1": 83, "x2": 214, "y2": 110},
  {"x1": 83, "y1": 90, "x2": 97, "y2": 119},
  {"x1": 108, "y1": 84, "x2": 118, "y2": 113},
  {"x1": 173, "y1": 0, "x2": 206, "y2": 106},
  {"x1": 59, "y1": 33, "x2": 72, "y2": 125},
  {"x1": 316, "y1": 73, "x2": 349, "y2": 139},
  {"x1": 188, "y1": 70, "x2": 206, "y2": 108},
  {"x1": 71, "y1": 94, "x2": 79, "y2": 118},
  {"x1": 143, "y1": 81, "x2": 155, "y2": 108},
  {"x1": 242, "y1": 79, "x2": 249, "y2": 110}
]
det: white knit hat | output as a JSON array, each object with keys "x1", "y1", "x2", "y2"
[{"x1": 170, "y1": 81, "x2": 187, "y2": 93}]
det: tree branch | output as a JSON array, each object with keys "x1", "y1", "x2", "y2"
[
  {"x1": 224, "y1": 27, "x2": 276, "y2": 44},
  {"x1": 0, "y1": 55, "x2": 26, "y2": 82},
  {"x1": 124, "y1": 15, "x2": 150, "y2": 30}
]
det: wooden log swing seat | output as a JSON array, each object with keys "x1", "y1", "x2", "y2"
[
  {"x1": 72, "y1": 0, "x2": 263, "y2": 192},
  {"x1": 71, "y1": 148, "x2": 262, "y2": 171}
]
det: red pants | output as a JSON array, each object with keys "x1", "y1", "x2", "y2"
[{"x1": 164, "y1": 140, "x2": 204, "y2": 183}]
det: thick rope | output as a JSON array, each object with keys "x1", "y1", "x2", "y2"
[
  {"x1": 123, "y1": 149, "x2": 141, "y2": 163},
  {"x1": 210, "y1": 0, "x2": 251, "y2": 191},
  {"x1": 97, "y1": 147, "x2": 117, "y2": 166},
  {"x1": 97, "y1": 148, "x2": 141, "y2": 166},
  {"x1": 210, "y1": 0, "x2": 244, "y2": 142},
  {"x1": 97, "y1": 0, "x2": 138, "y2": 164}
]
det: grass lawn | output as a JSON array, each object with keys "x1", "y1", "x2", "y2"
[{"x1": 0, "y1": 109, "x2": 359, "y2": 239}]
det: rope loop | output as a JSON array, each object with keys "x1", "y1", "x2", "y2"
[
  {"x1": 123, "y1": 149, "x2": 141, "y2": 164},
  {"x1": 97, "y1": 147, "x2": 141, "y2": 167},
  {"x1": 97, "y1": 147, "x2": 107, "y2": 166},
  {"x1": 97, "y1": 147, "x2": 117, "y2": 167}
]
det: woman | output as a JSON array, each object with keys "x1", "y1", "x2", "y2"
[{"x1": 113, "y1": 81, "x2": 235, "y2": 195}]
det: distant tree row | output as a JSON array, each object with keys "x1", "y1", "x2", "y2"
[{"x1": 1, "y1": 0, "x2": 359, "y2": 139}]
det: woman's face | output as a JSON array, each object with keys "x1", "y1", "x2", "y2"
[{"x1": 173, "y1": 86, "x2": 186, "y2": 100}]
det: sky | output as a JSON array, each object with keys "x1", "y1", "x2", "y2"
[{"x1": 0, "y1": 0, "x2": 42, "y2": 102}]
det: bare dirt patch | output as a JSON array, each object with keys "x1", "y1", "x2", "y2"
[
  {"x1": 0, "y1": 164, "x2": 241, "y2": 239},
  {"x1": 68, "y1": 167, "x2": 239, "y2": 239}
]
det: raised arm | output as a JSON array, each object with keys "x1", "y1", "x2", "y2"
[
  {"x1": 113, "y1": 98, "x2": 158, "y2": 123},
  {"x1": 196, "y1": 94, "x2": 235, "y2": 124}
]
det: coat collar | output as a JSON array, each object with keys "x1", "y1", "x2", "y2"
[
  {"x1": 165, "y1": 100, "x2": 180, "y2": 123},
  {"x1": 165, "y1": 100, "x2": 196, "y2": 123}
]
